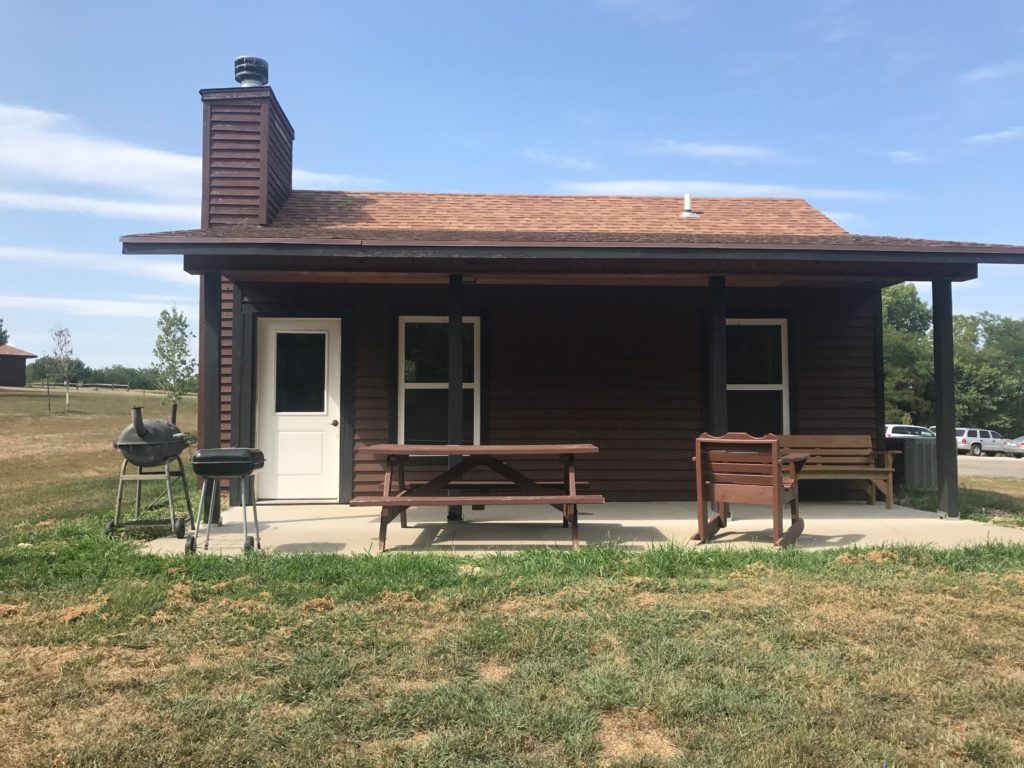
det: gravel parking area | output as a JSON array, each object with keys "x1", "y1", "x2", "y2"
[{"x1": 958, "y1": 454, "x2": 1024, "y2": 478}]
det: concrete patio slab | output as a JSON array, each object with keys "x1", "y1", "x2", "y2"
[{"x1": 143, "y1": 501, "x2": 1024, "y2": 556}]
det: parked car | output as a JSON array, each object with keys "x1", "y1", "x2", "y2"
[
  {"x1": 884, "y1": 424, "x2": 936, "y2": 438},
  {"x1": 1002, "y1": 436, "x2": 1024, "y2": 458},
  {"x1": 955, "y1": 427, "x2": 1007, "y2": 456}
]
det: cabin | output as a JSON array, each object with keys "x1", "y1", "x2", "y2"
[
  {"x1": 121, "y1": 58, "x2": 1024, "y2": 518},
  {"x1": 0, "y1": 345, "x2": 37, "y2": 387}
]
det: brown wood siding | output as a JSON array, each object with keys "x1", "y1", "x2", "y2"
[
  {"x1": 265, "y1": 99, "x2": 292, "y2": 222},
  {"x1": 484, "y1": 287, "x2": 700, "y2": 501},
  {"x1": 0, "y1": 356, "x2": 29, "y2": 387},
  {"x1": 226, "y1": 282, "x2": 880, "y2": 502},
  {"x1": 206, "y1": 100, "x2": 264, "y2": 225},
  {"x1": 202, "y1": 89, "x2": 294, "y2": 228}
]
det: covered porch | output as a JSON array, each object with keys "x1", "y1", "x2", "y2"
[{"x1": 143, "y1": 499, "x2": 1024, "y2": 556}]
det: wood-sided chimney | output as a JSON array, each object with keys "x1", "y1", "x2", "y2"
[{"x1": 200, "y1": 56, "x2": 294, "y2": 227}]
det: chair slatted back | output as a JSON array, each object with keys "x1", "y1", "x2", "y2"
[{"x1": 696, "y1": 433, "x2": 782, "y2": 505}]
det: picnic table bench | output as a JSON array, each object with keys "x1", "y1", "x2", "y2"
[
  {"x1": 778, "y1": 434, "x2": 898, "y2": 509},
  {"x1": 351, "y1": 444, "x2": 605, "y2": 551}
]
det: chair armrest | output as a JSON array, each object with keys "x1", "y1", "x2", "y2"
[
  {"x1": 875, "y1": 450, "x2": 900, "y2": 469},
  {"x1": 781, "y1": 452, "x2": 809, "y2": 477}
]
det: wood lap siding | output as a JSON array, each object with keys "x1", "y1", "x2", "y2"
[
  {"x1": 205, "y1": 101, "x2": 264, "y2": 225},
  {"x1": 225, "y1": 283, "x2": 880, "y2": 502},
  {"x1": 485, "y1": 288, "x2": 700, "y2": 502},
  {"x1": 785, "y1": 290, "x2": 879, "y2": 437},
  {"x1": 265, "y1": 101, "x2": 292, "y2": 222}
]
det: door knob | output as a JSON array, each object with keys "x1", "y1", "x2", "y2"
[{"x1": 331, "y1": 419, "x2": 339, "y2": 427}]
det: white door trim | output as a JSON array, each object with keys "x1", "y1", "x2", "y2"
[{"x1": 256, "y1": 317, "x2": 342, "y2": 501}]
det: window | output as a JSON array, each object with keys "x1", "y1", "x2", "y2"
[
  {"x1": 398, "y1": 316, "x2": 481, "y2": 444},
  {"x1": 726, "y1": 319, "x2": 789, "y2": 435}
]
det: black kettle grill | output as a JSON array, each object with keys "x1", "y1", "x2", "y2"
[{"x1": 108, "y1": 405, "x2": 195, "y2": 539}]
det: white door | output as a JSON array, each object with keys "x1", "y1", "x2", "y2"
[{"x1": 256, "y1": 317, "x2": 341, "y2": 500}]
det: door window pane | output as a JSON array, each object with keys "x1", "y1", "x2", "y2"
[
  {"x1": 404, "y1": 322, "x2": 475, "y2": 383},
  {"x1": 404, "y1": 389, "x2": 474, "y2": 444},
  {"x1": 275, "y1": 333, "x2": 326, "y2": 413},
  {"x1": 727, "y1": 391, "x2": 783, "y2": 436},
  {"x1": 726, "y1": 325, "x2": 782, "y2": 384}
]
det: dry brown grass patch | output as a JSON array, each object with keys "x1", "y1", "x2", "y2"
[
  {"x1": 598, "y1": 709, "x2": 678, "y2": 765},
  {"x1": 0, "y1": 602, "x2": 27, "y2": 617},
  {"x1": 301, "y1": 597, "x2": 336, "y2": 613},
  {"x1": 57, "y1": 594, "x2": 107, "y2": 623},
  {"x1": 479, "y1": 662, "x2": 512, "y2": 682}
]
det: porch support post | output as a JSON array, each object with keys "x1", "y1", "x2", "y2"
[
  {"x1": 199, "y1": 272, "x2": 222, "y2": 524},
  {"x1": 447, "y1": 274, "x2": 464, "y2": 521},
  {"x1": 708, "y1": 275, "x2": 728, "y2": 435},
  {"x1": 932, "y1": 278, "x2": 959, "y2": 518}
]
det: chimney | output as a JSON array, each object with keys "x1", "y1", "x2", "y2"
[{"x1": 200, "y1": 56, "x2": 294, "y2": 227}]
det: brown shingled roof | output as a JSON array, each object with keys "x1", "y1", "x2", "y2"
[
  {"x1": 274, "y1": 192, "x2": 847, "y2": 236},
  {"x1": 0, "y1": 345, "x2": 37, "y2": 358},
  {"x1": 121, "y1": 191, "x2": 1024, "y2": 255}
]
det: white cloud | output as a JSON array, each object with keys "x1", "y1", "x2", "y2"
[
  {"x1": 0, "y1": 104, "x2": 200, "y2": 201},
  {"x1": 0, "y1": 245, "x2": 197, "y2": 285},
  {"x1": 558, "y1": 179, "x2": 888, "y2": 201},
  {"x1": 293, "y1": 169, "x2": 383, "y2": 189},
  {"x1": 885, "y1": 150, "x2": 926, "y2": 164},
  {"x1": 641, "y1": 139, "x2": 782, "y2": 161},
  {"x1": 0, "y1": 190, "x2": 199, "y2": 221},
  {"x1": 522, "y1": 147, "x2": 594, "y2": 172},
  {"x1": 0, "y1": 102, "x2": 380, "y2": 220},
  {"x1": 0, "y1": 295, "x2": 198, "y2": 318},
  {"x1": 964, "y1": 126, "x2": 1024, "y2": 145},
  {"x1": 959, "y1": 61, "x2": 1024, "y2": 82}
]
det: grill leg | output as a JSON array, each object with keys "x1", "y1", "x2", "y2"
[
  {"x1": 113, "y1": 459, "x2": 128, "y2": 527},
  {"x1": 203, "y1": 480, "x2": 215, "y2": 551},
  {"x1": 240, "y1": 479, "x2": 250, "y2": 545},
  {"x1": 164, "y1": 461, "x2": 176, "y2": 534},
  {"x1": 250, "y1": 477, "x2": 261, "y2": 550},
  {"x1": 175, "y1": 457, "x2": 195, "y2": 529},
  {"x1": 134, "y1": 465, "x2": 143, "y2": 519}
]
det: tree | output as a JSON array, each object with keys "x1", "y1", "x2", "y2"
[
  {"x1": 881, "y1": 284, "x2": 934, "y2": 425},
  {"x1": 153, "y1": 307, "x2": 196, "y2": 405},
  {"x1": 50, "y1": 326, "x2": 75, "y2": 414},
  {"x1": 0, "y1": 317, "x2": 8, "y2": 346},
  {"x1": 882, "y1": 282, "x2": 931, "y2": 335}
]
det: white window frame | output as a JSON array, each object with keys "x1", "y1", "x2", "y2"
[
  {"x1": 726, "y1": 318, "x2": 790, "y2": 435},
  {"x1": 397, "y1": 315, "x2": 482, "y2": 444}
]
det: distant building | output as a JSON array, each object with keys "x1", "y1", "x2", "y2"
[{"x1": 0, "y1": 345, "x2": 38, "y2": 387}]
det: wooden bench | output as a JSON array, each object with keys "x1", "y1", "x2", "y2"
[
  {"x1": 778, "y1": 434, "x2": 898, "y2": 509},
  {"x1": 350, "y1": 493, "x2": 604, "y2": 550}
]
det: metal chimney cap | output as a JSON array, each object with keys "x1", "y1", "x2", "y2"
[{"x1": 234, "y1": 56, "x2": 269, "y2": 87}]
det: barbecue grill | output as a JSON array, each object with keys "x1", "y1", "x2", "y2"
[
  {"x1": 187, "y1": 448, "x2": 264, "y2": 554},
  {"x1": 108, "y1": 405, "x2": 195, "y2": 538}
]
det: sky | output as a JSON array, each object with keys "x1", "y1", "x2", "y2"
[{"x1": 0, "y1": 0, "x2": 1023, "y2": 368}]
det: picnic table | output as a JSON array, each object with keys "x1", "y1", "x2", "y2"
[{"x1": 350, "y1": 444, "x2": 605, "y2": 551}]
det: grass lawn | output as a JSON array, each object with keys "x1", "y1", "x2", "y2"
[
  {"x1": 902, "y1": 477, "x2": 1024, "y2": 529},
  {"x1": 3, "y1": 388, "x2": 1024, "y2": 766}
]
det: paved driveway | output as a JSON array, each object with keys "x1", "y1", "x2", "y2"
[{"x1": 958, "y1": 454, "x2": 1024, "y2": 479}]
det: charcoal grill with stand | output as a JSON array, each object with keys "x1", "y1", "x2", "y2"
[
  {"x1": 187, "y1": 448, "x2": 265, "y2": 554},
  {"x1": 109, "y1": 405, "x2": 195, "y2": 539}
]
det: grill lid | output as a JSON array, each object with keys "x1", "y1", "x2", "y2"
[{"x1": 192, "y1": 448, "x2": 265, "y2": 477}]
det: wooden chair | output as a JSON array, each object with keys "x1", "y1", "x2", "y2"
[{"x1": 693, "y1": 432, "x2": 807, "y2": 547}]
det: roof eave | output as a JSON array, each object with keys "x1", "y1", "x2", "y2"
[{"x1": 120, "y1": 235, "x2": 1024, "y2": 263}]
